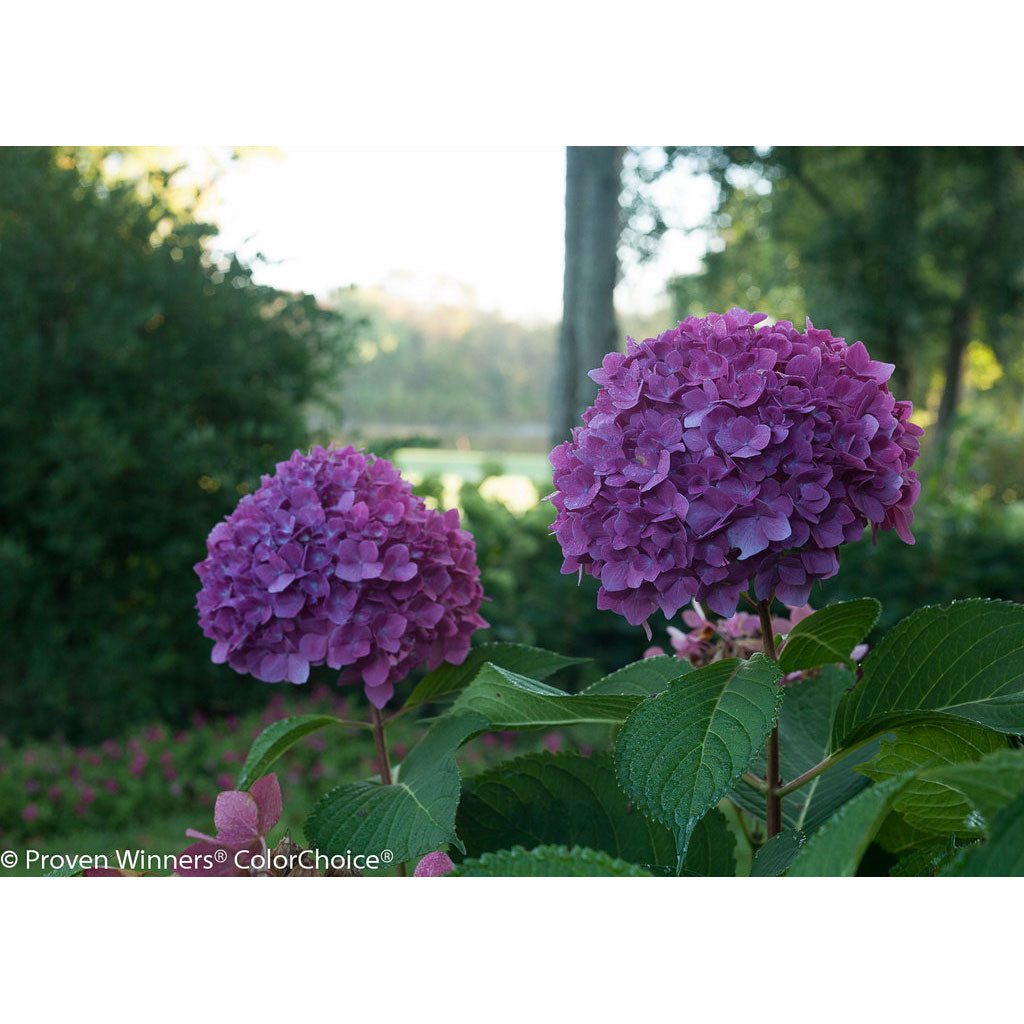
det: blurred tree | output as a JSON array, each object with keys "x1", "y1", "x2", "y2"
[
  {"x1": 552, "y1": 147, "x2": 624, "y2": 447},
  {"x1": 0, "y1": 147, "x2": 356, "y2": 742},
  {"x1": 330, "y1": 286, "x2": 555, "y2": 439},
  {"x1": 667, "y1": 147, "x2": 1024, "y2": 457}
]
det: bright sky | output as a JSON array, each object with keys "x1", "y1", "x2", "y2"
[{"x1": 207, "y1": 147, "x2": 717, "y2": 323}]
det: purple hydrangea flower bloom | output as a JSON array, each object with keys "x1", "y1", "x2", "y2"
[
  {"x1": 413, "y1": 850, "x2": 455, "y2": 876},
  {"x1": 195, "y1": 446, "x2": 488, "y2": 708},
  {"x1": 549, "y1": 310, "x2": 923, "y2": 624}
]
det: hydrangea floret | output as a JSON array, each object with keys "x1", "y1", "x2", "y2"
[
  {"x1": 549, "y1": 309, "x2": 923, "y2": 625},
  {"x1": 646, "y1": 600, "x2": 867, "y2": 679},
  {"x1": 195, "y1": 445, "x2": 488, "y2": 708}
]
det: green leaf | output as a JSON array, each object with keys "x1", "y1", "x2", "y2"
[
  {"x1": 874, "y1": 812, "x2": 944, "y2": 856},
  {"x1": 750, "y1": 830, "x2": 805, "y2": 877},
  {"x1": 945, "y1": 792, "x2": 1024, "y2": 876},
  {"x1": 832, "y1": 599, "x2": 1024, "y2": 751},
  {"x1": 304, "y1": 712, "x2": 487, "y2": 864},
  {"x1": 237, "y1": 714, "x2": 354, "y2": 790},
  {"x1": 405, "y1": 643, "x2": 587, "y2": 710},
  {"x1": 856, "y1": 720, "x2": 1005, "y2": 838},
  {"x1": 777, "y1": 598, "x2": 880, "y2": 674},
  {"x1": 922, "y1": 748, "x2": 1024, "y2": 826},
  {"x1": 680, "y1": 807, "x2": 738, "y2": 877},
  {"x1": 890, "y1": 837, "x2": 970, "y2": 877},
  {"x1": 451, "y1": 662, "x2": 642, "y2": 730},
  {"x1": 451, "y1": 844, "x2": 653, "y2": 877},
  {"x1": 731, "y1": 666, "x2": 876, "y2": 832},
  {"x1": 787, "y1": 774, "x2": 916, "y2": 876},
  {"x1": 582, "y1": 655, "x2": 692, "y2": 696},
  {"x1": 614, "y1": 655, "x2": 783, "y2": 861},
  {"x1": 457, "y1": 751, "x2": 676, "y2": 868}
]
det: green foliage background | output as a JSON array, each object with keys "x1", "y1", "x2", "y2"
[{"x1": 0, "y1": 148, "x2": 357, "y2": 742}]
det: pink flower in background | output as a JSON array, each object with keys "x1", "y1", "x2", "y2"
[
  {"x1": 22, "y1": 804, "x2": 39, "y2": 823},
  {"x1": 49, "y1": 785, "x2": 63, "y2": 802},
  {"x1": 660, "y1": 599, "x2": 869, "y2": 679},
  {"x1": 129, "y1": 752, "x2": 148, "y2": 777},
  {"x1": 414, "y1": 851, "x2": 454, "y2": 877},
  {"x1": 543, "y1": 733, "x2": 563, "y2": 754},
  {"x1": 103, "y1": 778, "x2": 120, "y2": 794},
  {"x1": 177, "y1": 773, "x2": 283, "y2": 877},
  {"x1": 216, "y1": 772, "x2": 234, "y2": 790}
]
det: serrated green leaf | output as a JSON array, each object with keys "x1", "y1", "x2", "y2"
[
  {"x1": 237, "y1": 714, "x2": 354, "y2": 790},
  {"x1": 787, "y1": 773, "x2": 916, "y2": 876},
  {"x1": 582, "y1": 655, "x2": 692, "y2": 696},
  {"x1": 451, "y1": 662, "x2": 642, "y2": 729},
  {"x1": 750, "y1": 829, "x2": 805, "y2": 877},
  {"x1": 731, "y1": 666, "x2": 876, "y2": 832},
  {"x1": 404, "y1": 643, "x2": 587, "y2": 710},
  {"x1": 680, "y1": 807, "x2": 738, "y2": 877},
  {"x1": 44, "y1": 862, "x2": 88, "y2": 877},
  {"x1": 874, "y1": 812, "x2": 944, "y2": 855},
  {"x1": 856, "y1": 720, "x2": 1005, "y2": 838},
  {"x1": 832, "y1": 599, "x2": 1024, "y2": 751},
  {"x1": 457, "y1": 751, "x2": 676, "y2": 868},
  {"x1": 890, "y1": 837, "x2": 971, "y2": 877},
  {"x1": 304, "y1": 712, "x2": 487, "y2": 864},
  {"x1": 777, "y1": 598, "x2": 880, "y2": 674},
  {"x1": 451, "y1": 844, "x2": 653, "y2": 877},
  {"x1": 614, "y1": 655, "x2": 783, "y2": 862},
  {"x1": 921, "y1": 748, "x2": 1024, "y2": 826},
  {"x1": 945, "y1": 792, "x2": 1024, "y2": 876}
]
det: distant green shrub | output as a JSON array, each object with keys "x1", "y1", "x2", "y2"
[{"x1": 0, "y1": 148, "x2": 357, "y2": 742}]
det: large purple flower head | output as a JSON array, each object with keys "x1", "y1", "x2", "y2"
[
  {"x1": 549, "y1": 309, "x2": 923, "y2": 626},
  {"x1": 195, "y1": 445, "x2": 488, "y2": 707}
]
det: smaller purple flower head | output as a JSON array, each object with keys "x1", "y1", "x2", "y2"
[
  {"x1": 549, "y1": 310, "x2": 923, "y2": 625},
  {"x1": 413, "y1": 851, "x2": 455, "y2": 877},
  {"x1": 195, "y1": 445, "x2": 489, "y2": 708}
]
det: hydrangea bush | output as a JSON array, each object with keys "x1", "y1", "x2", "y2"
[{"x1": 41, "y1": 312, "x2": 1024, "y2": 878}]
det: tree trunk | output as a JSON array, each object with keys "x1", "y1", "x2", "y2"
[{"x1": 551, "y1": 146, "x2": 623, "y2": 448}]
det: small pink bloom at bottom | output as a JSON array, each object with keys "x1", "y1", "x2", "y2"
[{"x1": 414, "y1": 851, "x2": 454, "y2": 877}]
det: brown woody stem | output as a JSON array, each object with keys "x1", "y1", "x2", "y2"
[
  {"x1": 757, "y1": 597, "x2": 783, "y2": 839},
  {"x1": 370, "y1": 704, "x2": 407, "y2": 875}
]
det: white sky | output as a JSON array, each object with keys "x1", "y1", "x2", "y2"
[{"x1": 206, "y1": 147, "x2": 717, "y2": 323}]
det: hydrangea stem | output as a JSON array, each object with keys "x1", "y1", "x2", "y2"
[
  {"x1": 370, "y1": 705, "x2": 407, "y2": 875},
  {"x1": 756, "y1": 597, "x2": 783, "y2": 839},
  {"x1": 370, "y1": 705, "x2": 393, "y2": 785}
]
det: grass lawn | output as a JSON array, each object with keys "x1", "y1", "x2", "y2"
[{"x1": 393, "y1": 447, "x2": 551, "y2": 484}]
